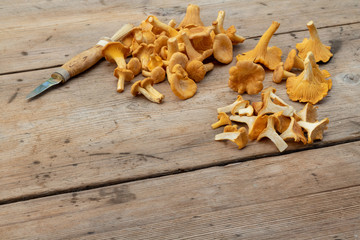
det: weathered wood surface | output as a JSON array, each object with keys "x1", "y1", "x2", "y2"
[
  {"x1": 1, "y1": 22, "x2": 360, "y2": 202},
  {"x1": 1, "y1": 142, "x2": 359, "y2": 239},
  {"x1": 1, "y1": 0, "x2": 359, "y2": 74},
  {"x1": 1, "y1": 0, "x2": 360, "y2": 238}
]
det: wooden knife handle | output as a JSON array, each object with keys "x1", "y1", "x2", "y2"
[{"x1": 61, "y1": 44, "x2": 104, "y2": 78}]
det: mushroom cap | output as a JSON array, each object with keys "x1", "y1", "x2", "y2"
[
  {"x1": 167, "y1": 65, "x2": 197, "y2": 100},
  {"x1": 140, "y1": 77, "x2": 155, "y2": 88},
  {"x1": 252, "y1": 101, "x2": 263, "y2": 116},
  {"x1": 168, "y1": 52, "x2": 189, "y2": 72},
  {"x1": 113, "y1": 68, "x2": 134, "y2": 82},
  {"x1": 132, "y1": 43, "x2": 155, "y2": 59},
  {"x1": 297, "y1": 118, "x2": 329, "y2": 144},
  {"x1": 102, "y1": 42, "x2": 129, "y2": 63},
  {"x1": 213, "y1": 33, "x2": 233, "y2": 64},
  {"x1": 248, "y1": 115, "x2": 269, "y2": 140},
  {"x1": 226, "y1": 25, "x2": 245, "y2": 44},
  {"x1": 130, "y1": 80, "x2": 142, "y2": 96},
  {"x1": 273, "y1": 111, "x2": 291, "y2": 134},
  {"x1": 272, "y1": 62, "x2": 285, "y2": 83},
  {"x1": 284, "y1": 49, "x2": 301, "y2": 71},
  {"x1": 154, "y1": 35, "x2": 169, "y2": 53},
  {"x1": 297, "y1": 103, "x2": 318, "y2": 123},
  {"x1": 147, "y1": 54, "x2": 163, "y2": 71},
  {"x1": 147, "y1": 66, "x2": 166, "y2": 84},
  {"x1": 296, "y1": 21, "x2": 333, "y2": 63},
  {"x1": 185, "y1": 60, "x2": 206, "y2": 83},
  {"x1": 228, "y1": 60, "x2": 265, "y2": 95},
  {"x1": 127, "y1": 57, "x2": 142, "y2": 76},
  {"x1": 280, "y1": 117, "x2": 307, "y2": 144},
  {"x1": 182, "y1": 25, "x2": 214, "y2": 39}
]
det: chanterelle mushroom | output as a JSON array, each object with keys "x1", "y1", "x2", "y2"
[
  {"x1": 178, "y1": 4, "x2": 204, "y2": 28},
  {"x1": 236, "y1": 21, "x2": 282, "y2": 70},
  {"x1": 284, "y1": 49, "x2": 304, "y2": 71},
  {"x1": 230, "y1": 115, "x2": 268, "y2": 141},
  {"x1": 181, "y1": 32, "x2": 213, "y2": 62},
  {"x1": 228, "y1": 60, "x2": 265, "y2": 95},
  {"x1": 186, "y1": 60, "x2": 214, "y2": 83},
  {"x1": 213, "y1": 33, "x2": 233, "y2": 64},
  {"x1": 258, "y1": 87, "x2": 295, "y2": 117},
  {"x1": 297, "y1": 118, "x2": 329, "y2": 144},
  {"x1": 212, "y1": 10, "x2": 245, "y2": 44},
  {"x1": 297, "y1": 103, "x2": 318, "y2": 123},
  {"x1": 286, "y1": 51, "x2": 332, "y2": 104},
  {"x1": 211, "y1": 112, "x2": 232, "y2": 129},
  {"x1": 166, "y1": 64, "x2": 197, "y2": 100},
  {"x1": 231, "y1": 100, "x2": 254, "y2": 117},
  {"x1": 296, "y1": 20, "x2": 333, "y2": 63},
  {"x1": 132, "y1": 43, "x2": 155, "y2": 71},
  {"x1": 114, "y1": 67, "x2": 134, "y2": 93},
  {"x1": 167, "y1": 52, "x2": 188, "y2": 72},
  {"x1": 272, "y1": 62, "x2": 296, "y2": 84},
  {"x1": 131, "y1": 78, "x2": 164, "y2": 103},
  {"x1": 146, "y1": 15, "x2": 179, "y2": 37},
  {"x1": 142, "y1": 66, "x2": 166, "y2": 84},
  {"x1": 102, "y1": 42, "x2": 129, "y2": 69},
  {"x1": 280, "y1": 117, "x2": 307, "y2": 144},
  {"x1": 215, "y1": 125, "x2": 248, "y2": 149},
  {"x1": 273, "y1": 111, "x2": 291, "y2": 134},
  {"x1": 217, "y1": 95, "x2": 243, "y2": 113},
  {"x1": 257, "y1": 116, "x2": 288, "y2": 152},
  {"x1": 127, "y1": 57, "x2": 142, "y2": 76}
]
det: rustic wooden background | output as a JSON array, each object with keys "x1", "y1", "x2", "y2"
[{"x1": 1, "y1": 0, "x2": 359, "y2": 239}]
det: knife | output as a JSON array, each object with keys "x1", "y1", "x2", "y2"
[{"x1": 26, "y1": 23, "x2": 134, "y2": 100}]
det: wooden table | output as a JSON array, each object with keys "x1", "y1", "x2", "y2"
[{"x1": 1, "y1": 0, "x2": 360, "y2": 239}]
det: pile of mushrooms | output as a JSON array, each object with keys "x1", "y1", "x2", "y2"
[
  {"x1": 213, "y1": 87, "x2": 329, "y2": 152},
  {"x1": 228, "y1": 20, "x2": 333, "y2": 105},
  {"x1": 102, "y1": 4, "x2": 245, "y2": 103}
]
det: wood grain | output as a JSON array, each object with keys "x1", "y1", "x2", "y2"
[
  {"x1": 0, "y1": 142, "x2": 359, "y2": 239},
  {"x1": 1, "y1": 22, "x2": 360, "y2": 202},
  {"x1": 1, "y1": 0, "x2": 359, "y2": 74}
]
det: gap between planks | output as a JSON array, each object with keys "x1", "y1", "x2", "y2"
[
  {"x1": 1, "y1": 137, "x2": 359, "y2": 207},
  {"x1": 1, "y1": 20, "x2": 360, "y2": 77}
]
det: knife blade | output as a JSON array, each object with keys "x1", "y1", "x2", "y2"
[
  {"x1": 26, "y1": 77, "x2": 62, "y2": 99},
  {"x1": 26, "y1": 23, "x2": 134, "y2": 100}
]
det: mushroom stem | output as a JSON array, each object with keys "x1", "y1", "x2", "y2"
[
  {"x1": 303, "y1": 54, "x2": 316, "y2": 83},
  {"x1": 254, "y1": 21, "x2": 280, "y2": 57},
  {"x1": 138, "y1": 86, "x2": 160, "y2": 103},
  {"x1": 167, "y1": 37, "x2": 179, "y2": 61},
  {"x1": 203, "y1": 62, "x2": 214, "y2": 72},
  {"x1": 114, "y1": 56, "x2": 126, "y2": 69},
  {"x1": 181, "y1": 32, "x2": 202, "y2": 61},
  {"x1": 283, "y1": 70, "x2": 296, "y2": 78},
  {"x1": 307, "y1": 21, "x2": 320, "y2": 42},
  {"x1": 117, "y1": 74, "x2": 126, "y2": 93},
  {"x1": 213, "y1": 11, "x2": 225, "y2": 34},
  {"x1": 143, "y1": 84, "x2": 164, "y2": 102},
  {"x1": 179, "y1": 4, "x2": 204, "y2": 28},
  {"x1": 147, "y1": 16, "x2": 178, "y2": 37},
  {"x1": 257, "y1": 116, "x2": 288, "y2": 152}
]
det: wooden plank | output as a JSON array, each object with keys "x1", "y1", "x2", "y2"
[
  {"x1": 1, "y1": 22, "x2": 360, "y2": 202},
  {"x1": 0, "y1": 142, "x2": 359, "y2": 239},
  {"x1": 1, "y1": 0, "x2": 359, "y2": 74}
]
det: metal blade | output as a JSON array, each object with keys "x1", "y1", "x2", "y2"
[{"x1": 26, "y1": 77, "x2": 62, "y2": 100}]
